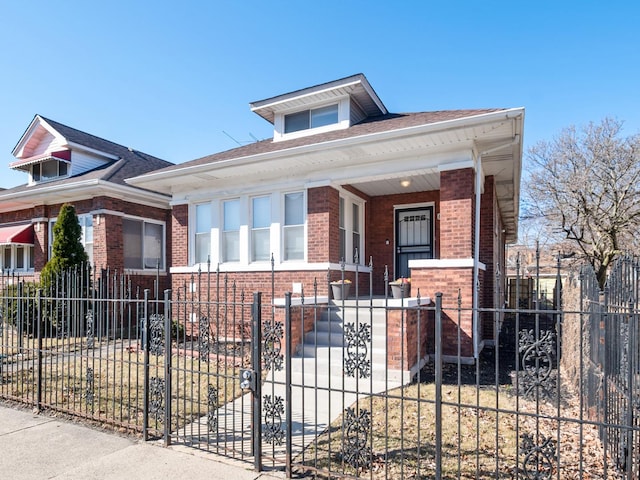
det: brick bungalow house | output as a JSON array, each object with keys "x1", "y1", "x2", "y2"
[
  {"x1": 128, "y1": 74, "x2": 525, "y2": 362},
  {"x1": 0, "y1": 115, "x2": 173, "y2": 293}
]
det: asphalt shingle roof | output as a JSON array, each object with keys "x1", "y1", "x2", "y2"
[
  {"x1": 147, "y1": 109, "x2": 505, "y2": 176},
  {"x1": 2, "y1": 116, "x2": 173, "y2": 195}
]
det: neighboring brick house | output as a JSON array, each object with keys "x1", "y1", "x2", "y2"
[
  {"x1": 0, "y1": 115, "x2": 173, "y2": 293},
  {"x1": 129, "y1": 74, "x2": 525, "y2": 362}
]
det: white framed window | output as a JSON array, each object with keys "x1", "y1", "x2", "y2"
[
  {"x1": 284, "y1": 104, "x2": 339, "y2": 134},
  {"x1": 123, "y1": 218, "x2": 165, "y2": 270},
  {"x1": 32, "y1": 160, "x2": 69, "y2": 183},
  {"x1": 0, "y1": 245, "x2": 34, "y2": 271},
  {"x1": 48, "y1": 214, "x2": 93, "y2": 262},
  {"x1": 222, "y1": 199, "x2": 240, "y2": 262},
  {"x1": 194, "y1": 203, "x2": 211, "y2": 264},
  {"x1": 339, "y1": 195, "x2": 365, "y2": 265},
  {"x1": 283, "y1": 191, "x2": 304, "y2": 261},
  {"x1": 352, "y1": 203, "x2": 361, "y2": 263},
  {"x1": 251, "y1": 196, "x2": 271, "y2": 262}
]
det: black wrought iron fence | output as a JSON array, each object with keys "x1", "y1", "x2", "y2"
[{"x1": 1, "y1": 256, "x2": 639, "y2": 479}]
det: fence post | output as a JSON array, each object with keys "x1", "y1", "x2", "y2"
[
  {"x1": 163, "y1": 289, "x2": 172, "y2": 447},
  {"x1": 435, "y1": 292, "x2": 443, "y2": 480},
  {"x1": 36, "y1": 288, "x2": 43, "y2": 411},
  {"x1": 142, "y1": 289, "x2": 150, "y2": 441},
  {"x1": 17, "y1": 282, "x2": 23, "y2": 352},
  {"x1": 252, "y1": 292, "x2": 262, "y2": 471},
  {"x1": 285, "y1": 292, "x2": 292, "y2": 477}
]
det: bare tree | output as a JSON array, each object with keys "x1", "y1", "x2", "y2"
[{"x1": 524, "y1": 117, "x2": 640, "y2": 288}]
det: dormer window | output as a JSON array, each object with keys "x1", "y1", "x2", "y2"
[
  {"x1": 284, "y1": 104, "x2": 339, "y2": 134},
  {"x1": 32, "y1": 159, "x2": 69, "y2": 182}
]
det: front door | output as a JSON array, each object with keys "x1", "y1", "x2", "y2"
[{"x1": 395, "y1": 206, "x2": 434, "y2": 279}]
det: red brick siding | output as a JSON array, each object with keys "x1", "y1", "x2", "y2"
[
  {"x1": 368, "y1": 191, "x2": 439, "y2": 294},
  {"x1": 439, "y1": 169, "x2": 474, "y2": 259},
  {"x1": 411, "y1": 266, "x2": 474, "y2": 358},
  {"x1": 171, "y1": 204, "x2": 188, "y2": 267},
  {"x1": 386, "y1": 308, "x2": 431, "y2": 370},
  {"x1": 307, "y1": 187, "x2": 336, "y2": 263}
]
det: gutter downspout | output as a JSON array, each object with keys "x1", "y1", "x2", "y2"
[{"x1": 473, "y1": 134, "x2": 521, "y2": 360}]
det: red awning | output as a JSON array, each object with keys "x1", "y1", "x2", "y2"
[
  {"x1": 9, "y1": 149, "x2": 71, "y2": 170},
  {"x1": 0, "y1": 224, "x2": 34, "y2": 245}
]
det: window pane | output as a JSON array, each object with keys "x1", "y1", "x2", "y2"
[
  {"x1": 41, "y1": 160, "x2": 58, "y2": 180},
  {"x1": 196, "y1": 203, "x2": 211, "y2": 233},
  {"x1": 29, "y1": 246, "x2": 34, "y2": 269},
  {"x1": 285, "y1": 192, "x2": 304, "y2": 225},
  {"x1": 123, "y1": 219, "x2": 143, "y2": 269},
  {"x1": 59, "y1": 161, "x2": 68, "y2": 176},
  {"x1": 339, "y1": 198, "x2": 345, "y2": 228},
  {"x1": 223, "y1": 200, "x2": 240, "y2": 231},
  {"x1": 85, "y1": 216, "x2": 93, "y2": 243},
  {"x1": 352, "y1": 203, "x2": 360, "y2": 233},
  {"x1": 284, "y1": 110, "x2": 309, "y2": 134},
  {"x1": 144, "y1": 222, "x2": 163, "y2": 269},
  {"x1": 284, "y1": 226, "x2": 304, "y2": 260},
  {"x1": 32, "y1": 164, "x2": 40, "y2": 181},
  {"x1": 311, "y1": 104, "x2": 338, "y2": 128},
  {"x1": 353, "y1": 232, "x2": 361, "y2": 262},
  {"x1": 85, "y1": 243, "x2": 93, "y2": 266},
  {"x1": 223, "y1": 231, "x2": 240, "y2": 262},
  {"x1": 3, "y1": 248, "x2": 10, "y2": 269},
  {"x1": 195, "y1": 233, "x2": 210, "y2": 264},
  {"x1": 252, "y1": 229, "x2": 270, "y2": 262},
  {"x1": 252, "y1": 196, "x2": 271, "y2": 228},
  {"x1": 16, "y1": 246, "x2": 24, "y2": 269}
]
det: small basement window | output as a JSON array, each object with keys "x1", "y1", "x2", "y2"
[{"x1": 284, "y1": 104, "x2": 339, "y2": 134}]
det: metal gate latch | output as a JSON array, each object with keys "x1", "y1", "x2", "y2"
[{"x1": 240, "y1": 369, "x2": 255, "y2": 391}]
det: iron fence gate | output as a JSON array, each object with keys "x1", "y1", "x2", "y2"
[{"x1": 1, "y1": 256, "x2": 640, "y2": 479}]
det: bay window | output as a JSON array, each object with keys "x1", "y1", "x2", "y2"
[{"x1": 1, "y1": 245, "x2": 34, "y2": 271}]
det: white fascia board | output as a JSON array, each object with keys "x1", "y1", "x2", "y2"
[
  {"x1": 0, "y1": 179, "x2": 171, "y2": 209},
  {"x1": 250, "y1": 78, "x2": 363, "y2": 112},
  {"x1": 131, "y1": 108, "x2": 524, "y2": 189},
  {"x1": 12, "y1": 115, "x2": 67, "y2": 157}
]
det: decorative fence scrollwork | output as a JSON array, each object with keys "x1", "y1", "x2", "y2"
[
  {"x1": 520, "y1": 433, "x2": 557, "y2": 480},
  {"x1": 149, "y1": 376, "x2": 165, "y2": 422},
  {"x1": 344, "y1": 322, "x2": 371, "y2": 379},
  {"x1": 149, "y1": 314, "x2": 165, "y2": 356},
  {"x1": 262, "y1": 320, "x2": 283, "y2": 372},
  {"x1": 263, "y1": 394, "x2": 284, "y2": 445},
  {"x1": 518, "y1": 329, "x2": 557, "y2": 400},
  {"x1": 342, "y1": 407, "x2": 372, "y2": 470}
]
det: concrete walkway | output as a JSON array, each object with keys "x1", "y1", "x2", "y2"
[{"x1": 0, "y1": 404, "x2": 285, "y2": 480}]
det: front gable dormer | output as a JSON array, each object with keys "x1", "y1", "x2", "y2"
[
  {"x1": 10, "y1": 115, "x2": 117, "y2": 185},
  {"x1": 250, "y1": 73, "x2": 387, "y2": 142}
]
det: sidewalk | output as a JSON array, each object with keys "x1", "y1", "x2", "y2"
[{"x1": 0, "y1": 404, "x2": 286, "y2": 480}]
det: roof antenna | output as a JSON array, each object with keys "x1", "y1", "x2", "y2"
[{"x1": 222, "y1": 131, "x2": 242, "y2": 146}]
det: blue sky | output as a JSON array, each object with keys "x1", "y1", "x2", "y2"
[{"x1": 0, "y1": 1, "x2": 638, "y2": 189}]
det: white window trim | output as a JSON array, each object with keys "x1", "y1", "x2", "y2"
[
  {"x1": 1, "y1": 244, "x2": 34, "y2": 272},
  {"x1": 29, "y1": 160, "x2": 71, "y2": 186},
  {"x1": 273, "y1": 96, "x2": 350, "y2": 142},
  {"x1": 281, "y1": 190, "x2": 307, "y2": 262},
  {"x1": 190, "y1": 189, "x2": 309, "y2": 268},
  {"x1": 339, "y1": 192, "x2": 366, "y2": 265}
]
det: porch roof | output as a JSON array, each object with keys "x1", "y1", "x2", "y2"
[{"x1": 128, "y1": 108, "x2": 524, "y2": 242}]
